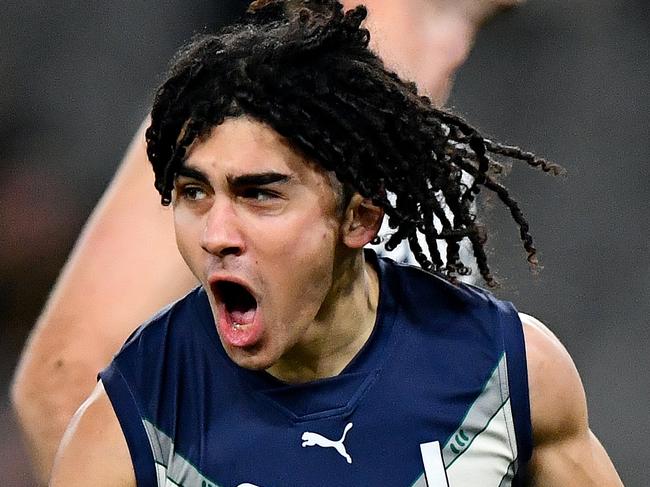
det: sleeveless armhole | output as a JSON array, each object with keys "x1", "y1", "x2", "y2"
[
  {"x1": 100, "y1": 364, "x2": 158, "y2": 486},
  {"x1": 497, "y1": 301, "x2": 533, "y2": 465}
]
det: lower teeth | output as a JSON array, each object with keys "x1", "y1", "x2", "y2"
[{"x1": 233, "y1": 322, "x2": 242, "y2": 330}]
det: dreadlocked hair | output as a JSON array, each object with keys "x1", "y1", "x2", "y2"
[{"x1": 146, "y1": 0, "x2": 564, "y2": 287}]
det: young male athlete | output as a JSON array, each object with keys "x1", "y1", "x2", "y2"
[
  {"x1": 49, "y1": 2, "x2": 622, "y2": 486},
  {"x1": 12, "y1": 0, "x2": 524, "y2": 481}
]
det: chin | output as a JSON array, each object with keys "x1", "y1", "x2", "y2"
[{"x1": 224, "y1": 344, "x2": 279, "y2": 372}]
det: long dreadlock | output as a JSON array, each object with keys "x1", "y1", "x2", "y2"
[{"x1": 145, "y1": 0, "x2": 563, "y2": 287}]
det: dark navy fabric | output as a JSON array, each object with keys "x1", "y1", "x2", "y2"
[{"x1": 100, "y1": 251, "x2": 532, "y2": 487}]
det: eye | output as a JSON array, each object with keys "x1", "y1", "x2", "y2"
[
  {"x1": 176, "y1": 184, "x2": 207, "y2": 201},
  {"x1": 241, "y1": 188, "x2": 279, "y2": 202}
]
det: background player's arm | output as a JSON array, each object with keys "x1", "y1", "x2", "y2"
[
  {"x1": 10, "y1": 121, "x2": 197, "y2": 481},
  {"x1": 521, "y1": 314, "x2": 623, "y2": 486},
  {"x1": 50, "y1": 381, "x2": 136, "y2": 487}
]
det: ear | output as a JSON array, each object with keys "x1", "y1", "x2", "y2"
[{"x1": 340, "y1": 194, "x2": 384, "y2": 249}]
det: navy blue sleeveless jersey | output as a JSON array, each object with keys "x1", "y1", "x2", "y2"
[{"x1": 100, "y1": 251, "x2": 532, "y2": 487}]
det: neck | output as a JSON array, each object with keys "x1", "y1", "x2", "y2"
[{"x1": 266, "y1": 251, "x2": 379, "y2": 383}]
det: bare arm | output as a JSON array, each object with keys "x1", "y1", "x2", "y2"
[
  {"x1": 521, "y1": 313, "x2": 623, "y2": 486},
  {"x1": 349, "y1": 0, "x2": 523, "y2": 105},
  {"x1": 50, "y1": 381, "x2": 135, "y2": 487},
  {"x1": 11, "y1": 120, "x2": 197, "y2": 482}
]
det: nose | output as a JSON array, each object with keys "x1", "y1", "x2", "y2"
[{"x1": 200, "y1": 198, "x2": 245, "y2": 257}]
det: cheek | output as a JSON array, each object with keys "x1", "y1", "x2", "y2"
[
  {"x1": 173, "y1": 210, "x2": 203, "y2": 270},
  {"x1": 254, "y1": 211, "x2": 339, "y2": 264},
  {"x1": 264, "y1": 219, "x2": 339, "y2": 308}
]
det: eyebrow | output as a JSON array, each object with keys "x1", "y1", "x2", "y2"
[
  {"x1": 176, "y1": 166, "x2": 209, "y2": 185},
  {"x1": 176, "y1": 165, "x2": 292, "y2": 187},
  {"x1": 227, "y1": 172, "x2": 292, "y2": 187}
]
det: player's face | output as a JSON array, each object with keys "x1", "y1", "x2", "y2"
[{"x1": 173, "y1": 117, "x2": 350, "y2": 371}]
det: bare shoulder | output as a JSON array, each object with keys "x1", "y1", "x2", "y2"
[
  {"x1": 518, "y1": 313, "x2": 623, "y2": 486},
  {"x1": 50, "y1": 381, "x2": 135, "y2": 487},
  {"x1": 519, "y1": 312, "x2": 588, "y2": 442}
]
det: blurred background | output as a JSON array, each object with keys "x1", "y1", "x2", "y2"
[{"x1": 1, "y1": 0, "x2": 647, "y2": 485}]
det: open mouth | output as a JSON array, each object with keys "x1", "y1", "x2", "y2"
[{"x1": 213, "y1": 281, "x2": 258, "y2": 326}]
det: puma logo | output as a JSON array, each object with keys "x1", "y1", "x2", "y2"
[{"x1": 301, "y1": 422, "x2": 354, "y2": 464}]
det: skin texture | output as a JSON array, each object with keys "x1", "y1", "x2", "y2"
[
  {"x1": 49, "y1": 120, "x2": 623, "y2": 487},
  {"x1": 11, "y1": 0, "x2": 583, "y2": 483}
]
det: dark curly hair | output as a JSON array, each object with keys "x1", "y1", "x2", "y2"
[{"x1": 145, "y1": 0, "x2": 563, "y2": 287}]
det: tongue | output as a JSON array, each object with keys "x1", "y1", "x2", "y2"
[{"x1": 230, "y1": 308, "x2": 256, "y2": 324}]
